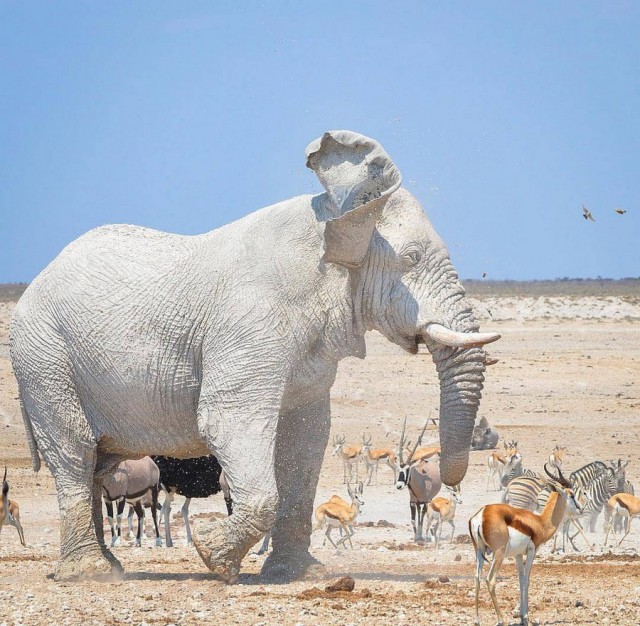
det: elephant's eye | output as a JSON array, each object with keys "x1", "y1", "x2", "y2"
[{"x1": 403, "y1": 250, "x2": 422, "y2": 266}]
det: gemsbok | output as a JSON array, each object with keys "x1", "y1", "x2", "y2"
[
  {"x1": 425, "y1": 484, "x2": 462, "y2": 548},
  {"x1": 395, "y1": 418, "x2": 442, "y2": 542},
  {"x1": 360, "y1": 434, "x2": 398, "y2": 485},
  {"x1": 1, "y1": 467, "x2": 26, "y2": 547},
  {"x1": 102, "y1": 457, "x2": 162, "y2": 547},
  {"x1": 469, "y1": 465, "x2": 580, "y2": 626},
  {"x1": 604, "y1": 492, "x2": 640, "y2": 546},
  {"x1": 332, "y1": 435, "x2": 361, "y2": 484},
  {"x1": 314, "y1": 482, "x2": 364, "y2": 549}
]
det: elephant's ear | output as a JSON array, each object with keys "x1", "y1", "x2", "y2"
[{"x1": 306, "y1": 130, "x2": 402, "y2": 267}]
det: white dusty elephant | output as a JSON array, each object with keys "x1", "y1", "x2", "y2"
[{"x1": 10, "y1": 130, "x2": 499, "y2": 583}]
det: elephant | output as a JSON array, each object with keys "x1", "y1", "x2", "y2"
[{"x1": 9, "y1": 130, "x2": 500, "y2": 583}]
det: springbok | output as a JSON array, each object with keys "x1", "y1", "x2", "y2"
[
  {"x1": 408, "y1": 443, "x2": 441, "y2": 464},
  {"x1": 314, "y1": 482, "x2": 364, "y2": 549},
  {"x1": 360, "y1": 434, "x2": 398, "y2": 485},
  {"x1": 469, "y1": 465, "x2": 581, "y2": 626},
  {"x1": 604, "y1": 492, "x2": 640, "y2": 546},
  {"x1": 485, "y1": 441, "x2": 510, "y2": 491},
  {"x1": 548, "y1": 445, "x2": 566, "y2": 470},
  {"x1": 395, "y1": 418, "x2": 441, "y2": 542},
  {"x1": 1, "y1": 467, "x2": 26, "y2": 547},
  {"x1": 332, "y1": 435, "x2": 361, "y2": 484},
  {"x1": 102, "y1": 456, "x2": 162, "y2": 547},
  {"x1": 425, "y1": 484, "x2": 462, "y2": 548}
]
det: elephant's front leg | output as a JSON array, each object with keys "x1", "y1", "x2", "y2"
[
  {"x1": 261, "y1": 394, "x2": 331, "y2": 582},
  {"x1": 192, "y1": 393, "x2": 279, "y2": 583}
]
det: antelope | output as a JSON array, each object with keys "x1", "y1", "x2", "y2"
[
  {"x1": 102, "y1": 456, "x2": 162, "y2": 547},
  {"x1": 548, "y1": 445, "x2": 566, "y2": 470},
  {"x1": 486, "y1": 441, "x2": 510, "y2": 491},
  {"x1": 360, "y1": 434, "x2": 398, "y2": 485},
  {"x1": 0, "y1": 467, "x2": 26, "y2": 547},
  {"x1": 469, "y1": 465, "x2": 581, "y2": 626},
  {"x1": 395, "y1": 418, "x2": 441, "y2": 542},
  {"x1": 604, "y1": 492, "x2": 640, "y2": 546},
  {"x1": 425, "y1": 484, "x2": 462, "y2": 548},
  {"x1": 314, "y1": 482, "x2": 364, "y2": 549},
  {"x1": 408, "y1": 443, "x2": 441, "y2": 464},
  {"x1": 332, "y1": 435, "x2": 361, "y2": 484}
]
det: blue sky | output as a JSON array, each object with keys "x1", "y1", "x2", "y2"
[{"x1": 2, "y1": 1, "x2": 639, "y2": 282}]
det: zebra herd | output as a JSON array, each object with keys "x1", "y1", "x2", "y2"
[{"x1": 496, "y1": 445, "x2": 633, "y2": 551}]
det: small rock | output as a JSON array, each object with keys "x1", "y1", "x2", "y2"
[
  {"x1": 438, "y1": 575, "x2": 450, "y2": 583},
  {"x1": 377, "y1": 519, "x2": 393, "y2": 527},
  {"x1": 325, "y1": 576, "x2": 355, "y2": 593},
  {"x1": 575, "y1": 600, "x2": 584, "y2": 608},
  {"x1": 454, "y1": 554, "x2": 462, "y2": 561}
]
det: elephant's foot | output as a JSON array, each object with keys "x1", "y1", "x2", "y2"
[
  {"x1": 260, "y1": 550, "x2": 328, "y2": 583},
  {"x1": 54, "y1": 548, "x2": 121, "y2": 582},
  {"x1": 192, "y1": 519, "x2": 243, "y2": 584}
]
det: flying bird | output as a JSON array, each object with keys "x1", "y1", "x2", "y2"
[
  {"x1": 615, "y1": 208, "x2": 627, "y2": 215},
  {"x1": 582, "y1": 205, "x2": 595, "y2": 222},
  {"x1": 482, "y1": 272, "x2": 487, "y2": 278}
]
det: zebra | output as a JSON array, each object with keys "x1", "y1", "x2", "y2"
[
  {"x1": 567, "y1": 465, "x2": 626, "y2": 537},
  {"x1": 502, "y1": 474, "x2": 548, "y2": 511},
  {"x1": 569, "y1": 461, "x2": 608, "y2": 489},
  {"x1": 500, "y1": 454, "x2": 539, "y2": 490}
]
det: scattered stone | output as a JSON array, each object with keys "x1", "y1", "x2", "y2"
[
  {"x1": 377, "y1": 519, "x2": 394, "y2": 527},
  {"x1": 575, "y1": 600, "x2": 584, "y2": 608},
  {"x1": 325, "y1": 576, "x2": 355, "y2": 593},
  {"x1": 454, "y1": 554, "x2": 462, "y2": 561},
  {"x1": 438, "y1": 575, "x2": 450, "y2": 584}
]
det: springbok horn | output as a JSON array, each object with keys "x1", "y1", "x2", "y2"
[
  {"x1": 2, "y1": 466, "x2": 6, "y2": 484},
  {"x1": 423, "y1": 323, "x2": 501, "y2": 349},
  {"x1": 556, "y1": 466, "x2": 572, "y2": 488},
  {"x1": 484, "y1": 353, "x2": 499, "y2": 366}
]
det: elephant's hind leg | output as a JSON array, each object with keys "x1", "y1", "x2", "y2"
[{"x1": 18, "y1": 368, "x2": 116, "y2": 580}]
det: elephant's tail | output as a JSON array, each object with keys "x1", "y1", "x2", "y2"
[{"x1": 19, "y1": 399, "x2": 41, "y2": 473}]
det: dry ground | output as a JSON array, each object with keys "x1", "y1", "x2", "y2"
[{"x1": 1, "y1": 285, "x2": 640, "y2": 625}]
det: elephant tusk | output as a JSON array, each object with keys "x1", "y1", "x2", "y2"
[{"x1": 423, "y1": 323, "x2": 501, "y2": 349}]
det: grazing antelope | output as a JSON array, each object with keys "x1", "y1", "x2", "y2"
[
  {"x1": 102, "y1": 457, "x2": 162, "y2": 547},
  {"x1": 548, "y1": 445, "x2": 566, "y2": 470},
  {"x1": 425, "y1": 484, "x2": 462, "y2": 548},
  {"x1": 604, "y1": 492, "x2": 640, "y2": 546},
  {"x1": 332, "y1": 435, "x2": 361, "y2": 484},
  {"x1": 469, "y1": 465, "x2": 580, "y2": 626},
  {"x1": 395, "y1": 418, "x2": 441, "y2": 542},
  {"x1": 360, "y1": 435, "x2": 398, "y2": 485},
  {"x1": 314, "y1": 482, "x2": 364, "y2": 549},
  {"x1": 0, "y1": 467, "x2": 26, "y2": 547}
]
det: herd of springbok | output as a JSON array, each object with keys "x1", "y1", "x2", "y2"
[{"x1": 1, "y1": 421, "x2": 638, "y2": 626}]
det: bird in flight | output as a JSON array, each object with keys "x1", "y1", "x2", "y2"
[
  {"x1": 582, "y1": 205, "x2": 595, "y2": 222},
  {"x1": 615, "y1": 208, "x2": 627, "y2": 215}
]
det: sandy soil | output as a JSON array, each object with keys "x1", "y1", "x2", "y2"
[{"x1": 1, "y1": 293, "x2": 640, "y2": 625}]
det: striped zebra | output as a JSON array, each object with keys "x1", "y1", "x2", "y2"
[
  {"x1": 502, "y1": 474, "x2": 548, "y2": 510},
  {"x1": 569, "y1": 463, "x2": 627, "y2": 535},
  {"x1": 500, "y1": 455, "x2": 539, "y2": 490},
  {"x1": 569, "y1": 461, "x2": 608, "y2": 489}
]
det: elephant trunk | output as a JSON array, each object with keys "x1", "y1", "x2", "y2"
[{"x1": 432, "y1": 344, "x2": 487, "y2": 486}]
